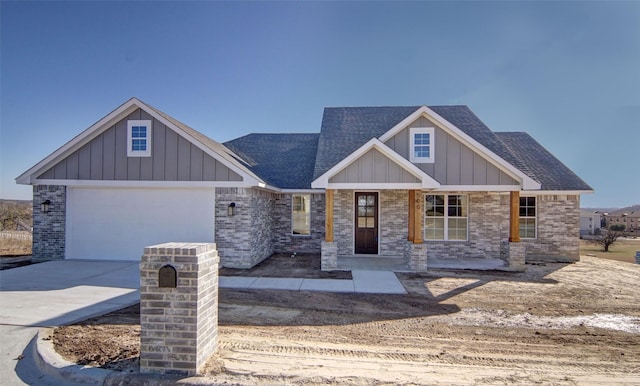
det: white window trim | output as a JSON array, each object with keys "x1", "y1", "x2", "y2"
[
  {"x1": 127, "y1": 120, "x2": 152, "y2": 157},
  {"x1": 291, "y1": 194, "x2": 311, "y2": 237},
  {"x1": 519, "y1": 196, "x2": 537, "y2": 239},
  {"x1": 424, "y1": 193, "x2": 468, "y2": 241},
  {"x1": 410, "y1": 127, "x2": 435, "y2": 163}
]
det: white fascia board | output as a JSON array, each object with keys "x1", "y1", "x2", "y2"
[
  {"x1": 311, "y1": 138, "x2": 440, "y2": 189},
  {"x1": 520, "y1": 190, "x2": 594, "y2": 195},
  {"x1": 16, "y1": 98, "x2": 142, "y2": 185},
  {"x1": 32, "y1": 179, "x2": 253, "y2": 189},
  {"x1": 378, "y1": 106, "x2": 541, "y2": 190},
  {"x1": 280, "y1": 189, "x2": 326, "y2": 194},
  {"x1": 326, "y1": 183, "x2": 424, "y2": 190},
  {"x1": 434, "y1": 185, "x2": 522, "y2": 192}
]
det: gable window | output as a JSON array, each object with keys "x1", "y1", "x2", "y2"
[
  {"x1": 410, "y1": 127, "x2": 435, "y2": 163},
  {"x1": 519, "y1": 196, "x2": 536, "y2": 239},
  {"x1": 127, "y1": 120, "x2": 151, "y2": 157},
  {"x1": 424, "y1": 194, "x2": 468, "y2": 241},
  {"x1": 292, "y1": 194, "x2": 311, "y2": 236}
]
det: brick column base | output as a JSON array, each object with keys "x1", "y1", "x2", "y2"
[
  {"x1": 321, "y1": 241, "x2": 338, "y2": 271},
  {"x1": 500, "y1": 241, "x2": 527, "y2": 272},
  {"x1": 140, "y1": 242, "x2": 219, "y2": 376},
  {"x1": 406, "y1": 242, "x2": 428, "y2": 271}
]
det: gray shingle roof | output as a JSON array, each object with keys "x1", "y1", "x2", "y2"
[
  {"x1": 224, "y1": 133, "x2": 320, "y2": 189},
  {"x1": 220, "y1": 105, "x2": 591, "y2": 191},
  {"x1": 313, "y1": 106, "x2": 421, "y2": 180},
  {"x1": 495, "y1": 132, "x2": 593, "y2": 191}
]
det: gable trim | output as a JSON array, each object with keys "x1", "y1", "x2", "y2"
[
  {"x1": 378, "y1": 106, "x2": 541, "y2": 190},
  {"x1": 16, "y1": 98, "x2": 262, "y2": 186},
  {"x1": 311, "y1": 138, "x2": 441, "y2": 189}
]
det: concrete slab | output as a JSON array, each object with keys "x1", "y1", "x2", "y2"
[
  {"x1": 299, "y1": 279, "x2": 355, "y2": 293},
  {"x1": 250, "y1": 277, "x2": 304, "y2": 291},
  {"x1": 219, "y1": 276, "x2": 258, "y2": 289},
  {"x1": 352, "y1": 270, "x2": 407, "y2": 294},
  {"x1": 0, "y1": 260, "x2": 140, "y2": 386}
]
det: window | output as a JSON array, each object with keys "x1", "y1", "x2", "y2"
[
  {"x1": 424, "y1": 194, "x2": 468, "y2": 240},
  {"x1": 127, "y1": 120, "x2": 151, "y2": 157},
  {"x1": 410, "y1": 127, "x2": 435, "y2": 163},
  {"x1": 519, "y1": 196, "x2": 536, "y2": 239},
  {"x1": 292, "y1": 194, "x2": 311, "y2": 236}
]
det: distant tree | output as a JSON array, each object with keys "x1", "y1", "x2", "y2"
[{"x1": 588, "y1": 225, "x2": 625, "y2": 252}]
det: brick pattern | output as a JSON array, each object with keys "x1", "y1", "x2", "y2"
[
  {"x1": 32, "y1": 185, "x2": 66, "y2": 261},
  {"x1": 140, "y1": 242, "x2": 219, "y2": 376},
  {"x1": 272, "y1": 193, "x2": 325, "y2": 253},
  {"x1": 215, "y1": 188, "x2": 274, "y2": 268},
  {"x1": 406, "y1": 242, "x2": 428, "y2": 271},
  {"x1": 333, "y1": 190, "x2": 355, "y2": 255},
  {"x1": 522, "y1": 195, "x2": 581, "y2": 262},
  {"x1": 379, "y1": 190, "x2": 409, "y2": 256},
  {"x1": 321, "y1": 241, "x2": 338, "y2": 270},
  {"x1": 424, "y1": 193, "x2": 507, "y2": 259}
]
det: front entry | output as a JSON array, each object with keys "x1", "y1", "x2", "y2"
[{"x1": 355, "y1": 192, "x2": 378, "y2": 254}]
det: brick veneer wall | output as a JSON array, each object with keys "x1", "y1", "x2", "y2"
[
  {"x1": 425, "y1": 192, "x2": 508, "y2": 259},
  {"x1": 215, "y1": 188, "x2": 275, "y2": 268},
  {"x1": 272, "y1": 193, "x2": 325, "y2": 253},
  {"x1": 379, "y1": 190, "x2": 409, "y2": 256},
  {"x1": 334, "y1": 190, "x2": 354, "y2": 255},
  {"x1": 32, "y1": 185, "x2": 66, "y2": 261},
  {"x1": 140, "y1": 242, "x2": 218, "y2": 376},
  {"x1": 522, "y1": 194, "x2": 580, "y2": 262}
]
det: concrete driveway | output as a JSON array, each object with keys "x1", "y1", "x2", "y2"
[{"x1": 0, "y1": 260, "x2": 139, "y2": 385}]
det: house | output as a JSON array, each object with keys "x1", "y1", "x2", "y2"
[
  {"x1": 579, "y1": 209, "x2": 602, "y2": 236},
  {"x1": 16, "y1": 98, "x2": 593, "y2": 270},
  {"x1": 602, "y1": 205, "x2": 640, "y2": 237}
]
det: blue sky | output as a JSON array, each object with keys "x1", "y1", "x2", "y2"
[{"x1": 1, "y1": 1, "x2": 638, "y2": 208}]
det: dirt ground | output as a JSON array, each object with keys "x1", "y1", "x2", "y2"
[{"x1": 53, "y1": 255, "x2": 640, "y2": 385}]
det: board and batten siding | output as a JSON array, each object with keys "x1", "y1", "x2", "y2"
[
  {"x1": 384, "y1": 116, "x2": 518, "y2": 186},
  {"x1": 38, "y1": 109, "x2": 242, "y2": 182},
  {"x1": 329, "y1": 148, "x2": 420, "y2": 184}
]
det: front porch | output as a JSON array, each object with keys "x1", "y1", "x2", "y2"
[{"x1": 322, "y1": 189, "x2": 527, "y2": 272}]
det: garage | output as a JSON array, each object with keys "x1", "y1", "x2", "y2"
[{"x1": 65, "y1": 187, "x2": 215, "y2": 260}]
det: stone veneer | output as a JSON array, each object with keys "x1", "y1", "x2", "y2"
[
  {"x1": 32, "y1": 185, "x2": 66, "y2": 261},
  {"x1": 215, "y1": 188, "x2": 324, "y2": 268},
  {"x1": 215, "y1": 188, "x2": 274, "y2": 268},
  {"x1": 328, "y1": 190, "x2": 580, "y2": 263},
  {"x1": 140, "y1": 242, "x2": 218, "y2": 376},
  {"x1": 521, "y1": 194, "x2": 581, "y2": 262},
  {"x1": 272, "y1": 193, "x2": 325, "y2": 254}
]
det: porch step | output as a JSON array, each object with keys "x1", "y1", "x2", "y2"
[
  {"x1": 428, "y1": 257, "x2": 506, "y2": 270},
  {"x1": 337, "y1": 256, "x2": 410, "y2": 272}
]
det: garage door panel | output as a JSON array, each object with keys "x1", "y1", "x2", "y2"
[{"x1": 66, "y1": 188, "x2": 215, "y2": 260}]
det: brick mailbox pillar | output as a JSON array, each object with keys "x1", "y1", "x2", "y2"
[{"x1": 140, "y1": 242, "x2": 219, "y2": 376}]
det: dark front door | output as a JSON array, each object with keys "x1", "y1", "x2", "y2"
[{"x1": 355, "y1": 192, "x2": 378, "y2": 254}]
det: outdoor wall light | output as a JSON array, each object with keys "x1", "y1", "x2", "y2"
[
  {"x1": 41, "y1": 200, "x2": 51, "y2": 213},
  {"x1": 228, "y1": 202, "x2": 236, "y2": 217}
]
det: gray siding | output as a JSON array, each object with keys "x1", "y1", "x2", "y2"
[
  {"x1": 38, "y1": 109, "x2": 242, "y2": 182},
  {"x1": 329, "y1": 148, "x2": 420, "y2": 184},
  {"x1": 384, "y1": 116, "x2": 518, "y2": 186}
]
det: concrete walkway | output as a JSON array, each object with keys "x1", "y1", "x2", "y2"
[
  {"x1": 220, "y1": 270, "x2": 407, "y2": 294},
  {"x1": 0, "y1": 260, "x2": 140, "y2": 386}
]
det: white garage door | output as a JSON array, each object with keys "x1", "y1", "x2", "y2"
[{"x1": 66, "y1": 187, "x2": 215, "y2": 260}]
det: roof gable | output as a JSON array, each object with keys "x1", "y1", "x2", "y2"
[
  {"x1": 314, "y1": 105, "x2": 541, "y2": 190},
  {"x1": 16, "y1": 98, "x2": 262, "y2": 186},
  {"x1": 312, "y1": 138, "x2": 440, "y2": 189}
]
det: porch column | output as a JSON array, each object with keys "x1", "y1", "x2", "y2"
[
  {"x1": 408, "y1": 190, "x2": 415, "y2": 242},
  {"x1": 413, "y1": 191, "x2": 423, "y2": 244},
  {"x1": 325, "y1": 189, "x2": 334, "y2": 242},
  {"x1": 509, "y1": 191, "x2": 520, "y2": 242}
]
